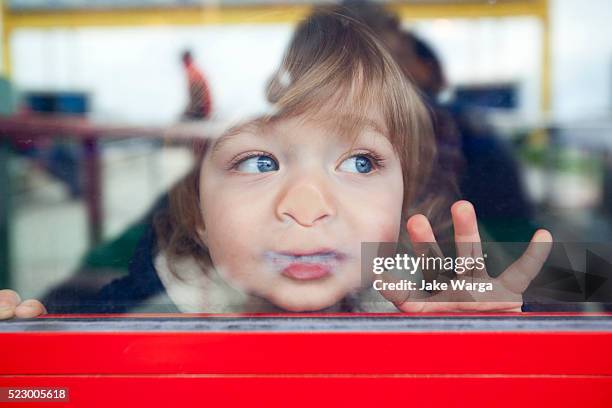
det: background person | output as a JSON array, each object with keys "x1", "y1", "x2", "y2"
[{"x1": 181, "y1": 50, "x2": 213, "y2": 120}]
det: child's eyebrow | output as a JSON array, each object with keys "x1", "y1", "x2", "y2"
[
  {"x1": 210, "y1": 121, "x2": 266, "y2": 155},
  {"x1": 209, "y1": 114, "x2": 387, "y2": 156}
]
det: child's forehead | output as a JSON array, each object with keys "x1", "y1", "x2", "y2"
[{"x1": 214, "y1": 111, "x2": 389, "y2": 147}]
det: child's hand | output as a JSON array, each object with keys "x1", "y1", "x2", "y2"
[
  {"x1": 380, "y1": 200, "x2": 552, "y2": 313},
  {"x1": 0, "y1": 289, "x2": 47, "y2": 320}
]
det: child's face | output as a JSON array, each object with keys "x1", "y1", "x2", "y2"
[{"x1": 198, "y1": 109, "x2": 404, "y2": 311}]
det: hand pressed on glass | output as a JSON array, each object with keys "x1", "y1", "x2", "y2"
[
  {"x1": 0, "y1": 289, "x2": 47, "y2": 320},
  {"x1": 375, "y1": 201, "x2": 553, "y2": 313}
]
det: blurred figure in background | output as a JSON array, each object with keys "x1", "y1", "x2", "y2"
[{"x1": 181, "y1": 50, "x2": 213, "y2": 120}]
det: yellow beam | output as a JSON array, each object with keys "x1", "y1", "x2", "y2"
[
  {"x1": 4, "y1": 5, "x2": 311, "y2": 29},
  {"x1": 1, "y1": 0, "x2": 10, "y2": 77},
  {"x1": 539, "y1": 0, "x2": 552, "y2": 112},
  {"x1": 392, "y1": 0, "x2": 547, "y2": 20},
  {"x1": 4, "y1": 1, "x2": 548, "y2": 29}
]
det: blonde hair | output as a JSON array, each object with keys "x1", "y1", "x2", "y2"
[{"x1": 156, "y1": 6, "x2": 440, "y2": 274}]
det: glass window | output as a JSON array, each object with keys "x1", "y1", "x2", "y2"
[{"x1": 1, "y1": 0, "x2": 612, "y2": 320}]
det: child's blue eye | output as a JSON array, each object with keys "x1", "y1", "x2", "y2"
[
  {"x1": 236, "y1": 155, "x2": 279, "y2": 173},
  {"x1": 338, "y1": 155, "x2": 374, "y2": 174}
]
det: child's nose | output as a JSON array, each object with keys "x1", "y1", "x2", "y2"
[{"x1": 276, "y1": 182, "x2": 335, "y2": 227}]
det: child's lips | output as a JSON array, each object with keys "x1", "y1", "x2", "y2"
[
  {"x1": 281, "y1": 263, "x2": 331, "y2": 281},
  {"x1": 264, "y1": 250, "x2": 346, "y2": 281}
]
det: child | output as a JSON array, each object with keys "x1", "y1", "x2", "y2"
[{"x1": 0, "y1": 7, "x2": 552, "y2": 318}]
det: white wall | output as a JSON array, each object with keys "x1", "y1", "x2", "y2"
[
  {"x1": 551, "y1": 0, "x2": 612, "y2": 120},
  {"x1": 12, "y1": 24, "x2": 293, "y2": 124}
]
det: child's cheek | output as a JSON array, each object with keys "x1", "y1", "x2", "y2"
[
  {"x1": 354, "y1": 184, "x2": 404, "y2": 242},
  {"x1": 201, "y1": 192, "x2": 268, "y2": 270},
  {"x1": 362, "y1": 215, "x2": 402, "y2": 248},
  {"x1": 205, "y1": 212, "x2": 251, "y2": 253},
  {"x1": 375, "y1": 218, "x2": 402, "y2": 242}
]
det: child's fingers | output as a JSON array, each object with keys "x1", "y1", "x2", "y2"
[
  {"x1": 0, "y1": 289, "x2": 21, "y2": 305},
  {"x1": 406, "y1": 214, "x2": 444, "y2": 280},
  {"x1": 396, "y1": 299, "x2": 523, "y2": 313},
  {"x1": 406, "y1": 214, "x2": 436, "y2": 243},
  {"x1": 0, "y1": 289, "x2": 21, "y2": 320},
  {"x1": 406, "y1": 214, "x2": 444, "y2": 256},
  {"x1": 499, "y1": 229, "x2": 553, "y2": 294},
  {"x1": 14, "y1": 299, "x2": 47, "y2": 318},
  {"x1": 451, "y1": 201, "x2": 484, "y2": 274},
  {"x1": 376, "y1": 270, "x2": 414, "y2": 306},
  {"x1": 451, "y1": 200, "x2": 481, "y2": 243}
]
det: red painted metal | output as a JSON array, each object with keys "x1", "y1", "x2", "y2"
[
  {"x1": 1, "y1": 313, "x2": 612, "y2": 407},
  {"x1": 2, "y1": 331, "x2": 612, "y2": 376},
  {"x1": 1, "y1": 376, "x2": 611, "y2": 408}
]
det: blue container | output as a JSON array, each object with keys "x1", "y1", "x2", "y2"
[
  {"x1": 454, "y1": 84, "x2": 517, "y2": 110},
  {"x1": 25, "y1": 91, "x2": 89, "y2": 116},
  {"x1": 56, "y1": 92, "x2": 89, "y2": 114}
]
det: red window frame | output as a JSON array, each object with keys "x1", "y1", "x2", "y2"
[{"x1": 2, "y1": 312, "x2": 612, "y2": 407}]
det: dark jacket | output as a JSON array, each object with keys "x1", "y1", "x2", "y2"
[{"x1": 43, "y1": 196, "x2": 179, "y2": 314}]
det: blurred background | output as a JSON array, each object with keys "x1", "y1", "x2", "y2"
[{"x1": 0, "y1": 0, "x2": 611, "y2": 302}]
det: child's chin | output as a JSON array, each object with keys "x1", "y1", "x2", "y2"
[{"x1": 270, "y1": 292, "x2": 344, "y2": 313}]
